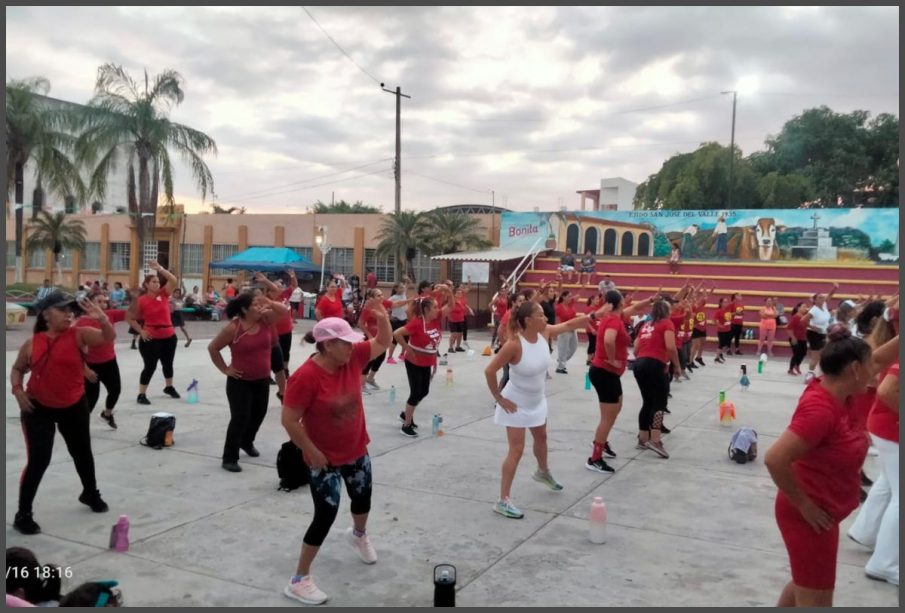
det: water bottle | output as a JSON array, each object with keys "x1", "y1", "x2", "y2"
[
  {"x1": 589, "y1": 497, "x2": 607, "y2": 544},
  {"x1": 109, "y1": 515, "x2": 130, "y2": 552},
  {"x1": 719, "y1": 390, "x2": 726, "y2": 404},
  {"x1": 445, "y1": 368, "x2": 454, "y2": 387},
  {"x1": 757, "y1": 354, "x2": 767, "y2": 374},
  {"x1": 432, "y1": 414, "x2": 444, "y2": 437},
  {"x1": 585, "y1": 372, "x2": 591, "y2": 390},
  {"x1": 186, "y1": 379, "x2": 199, "y2": 404},
  {"x1": 389, "y1": 385, "x2": 396, "y2": 403},
  {"x1": 433, "y1": 564, "x2": 456, "y2": 607}
]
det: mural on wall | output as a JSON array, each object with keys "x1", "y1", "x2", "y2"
[{"x1": 500, "y1": 209, "x2": 899, "y2": 264}]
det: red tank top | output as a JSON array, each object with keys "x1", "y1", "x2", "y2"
[
  {"x1": 27, "y1": 327, "x2": 85, "y2": 408},
  {"x1": 228, "y1": 321, "x2": 273, "y2": 381},
  {"x1": 139, "y1": 289, "x2": 175, "y2": 339},
  {"x1": 274, "y1": 288, "x2": 294, "y2": 335},
  {"x1": 76, "y1": 310, "x2": 125, "y2": 364}
]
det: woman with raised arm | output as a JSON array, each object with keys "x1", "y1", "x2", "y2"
[
  {"x1": 800, "y1": 283, "x2": 840, "y2": 382},
  {"x1": 77, "y1": 292, "x2": 127, "y2": 429}
]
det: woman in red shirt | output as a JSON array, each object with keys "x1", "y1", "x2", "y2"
[
  {"x1": 490, "y1": 289, "x2": 510, "y2": 348},
  {"x1": 126, "y1": 261, "x2": 181, "y2": 405},
  {"x1": 765, "y1": 327, "x2": 873, "y2": 606},
  {"x1": 586, "y1": 290, "x2": 654, "y2": 473},
  {"x1": 632, "y1": 300, "x2": 684, "y2": 458},
  {"x1": 254, "y1": 271, "x2": 299, "y2": 398},
  {"x1": 281, "y1": 309, "x2": 391, "y2": 605},
  {"x1": 690, "y1": 286, "x2": 713, "y2": 367},
  {"x1": 714, "y1": 297, "x2": 732, "y2": 364},
  {"x1": 77, "y1": 292, "x2": 128, "y2": 429},
  {"x1": 787, "y1": 302, "x2": 810, "y2": 376},
  {"x1": 446, "y1": 287, "x2": 473, "y2": 354},
  {"x1": 10, "y1": 292, "x2": 116, "y2": 535},
  {"x1": 315, "y1": 280, "x2": 344, "y2": 321},
  {"x1": 358, "y1": 288, "x2": 401, "y2": 391},
  {"x1": 554, "y1": 291, "x2": 579, "y2": 374}
]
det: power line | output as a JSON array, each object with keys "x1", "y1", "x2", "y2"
[
  {"x1": 217, "y1": 167, "x2": 391, "y2": 207},
  {"x1": 406, "y1": 170, "x2": 490, "y2": 194},
  {"x1": 212, "y1": 156, "x2": 393, "y2": 175},
  {"x1": 611, "y1": 93, "x2": 723, "y2": 115},
  {"x1": 301, "y1": 7, "x2": 382, "y2": 85}
]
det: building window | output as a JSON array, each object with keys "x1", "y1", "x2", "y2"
[
  {"x1": 448, "y1": 260, "x2": 463, "y2": 284},
  {"x1": 603, "y1": 229, "x2": 617, "y2": 256},
  {"x1": 27, "y1": 247, "x2": 46, "y2": 269},
  {"x1": 410, "y1": 251, "x2": 440, "y2": 283},
  {"x1": 584, "y1": 227, "x2": 598, "y2": 254},
  {"x1": 210, "y1": 243, "x2": 238, "y2": 275},
  {"x1": 620, "y1": 232, "x2": 634, "y2": 256},
  {"x1": 638, "y1": 233, "x2": 651, "y2": 257},
  {"x1": 180, "y1": 244, "x2": 203, "y2": 274},
  {"x1": 290, "y1": 246, "x2": 313, "y2": 262},
  {"x1": 364, "y1": 249, "x2": 397, "y2": 283},
  {"x1": 108, "y1": 242, "x2": 131, "y2": 271},
  {"x1": 58, "y1": 247, "x2": 74, "y2": 270},
  {"x1": 6, "y1": 240, "x2": 16, "y2": 267},
  {"x1": 83, "y1": 242, "x2": 101, "y2": 270},
  {"x1": 324, "y1": 248, "x2": 354, "y2": 276},
  {"x1": 566, "y1": 224, "x2": 580, "y2": 253}
]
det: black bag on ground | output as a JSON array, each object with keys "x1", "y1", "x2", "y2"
[
  {"x1": 141, "y1": 413, "x2": 176, "y2": 449},
  {"x1": 277, "y1": 440, "x2": 310, "y2": 491}
]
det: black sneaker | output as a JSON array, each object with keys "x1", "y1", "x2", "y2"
[
  {"x1": 14, "y1": 511, "x2": 41, "y2": 535},
  {"x1": 585, "y1": 457, "x2": 615, "y2": 473},
  {"x1": 270, "y1": 377, "x2": 277, "y2": 385},
  {"x1": 222, "y1": 461, "x2": 242, "y2": 473},
  {"x1": 398, "y1": 412, "x2": 419, "y2": 428},
  {"x1": 400, "y1": 424, "x2": 418, "y2": 437},
  {"x1": 555, "y1": 368, "x2": 568, "y2": 374},
  {"x1": 78, "y1": 490, "x2": 109, "y2": 513},
  {"x1": 734, "y1": 349, "x2": 742, "y2": 355},
  {"x1": 100, "y1": 410, "x2": 117, "y2": 429},
  {"x1": 861, "y1": 471, "x2": 873, "y2": 487},
  {"x1": 137, "y1": 394, "x2": 151, "y2": 405},
  {"x1": 456, "y1": 347, "x2": 466, "y2": 352},
  {"x1": 241, "y1": 445, "x2": 260, "y2": 458},
  {"x1": 660, "y1": 425, "x2": 671, "y2": 435},
  {"x1": 695, "y1": 358, "x2": 705, "y2": 367},
  {"x1": 163, "y1": 386, "x2": 181, "y2": 399},
  {"x1": 859, "y1": 487, "x2": 868, "y2": 503},
  {"x1": 663, "y1": 408, "x2": 671, "y2": 414},
  {"x1": 603, "y1": 442, "x2": 616, "y2": 459}
]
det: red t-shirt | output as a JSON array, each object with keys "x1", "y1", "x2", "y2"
[
  {"x1": 867, "y1": 362, "x2": 899, "y2": 443},
  {"x1": 555, "y1": 303, "x2": 578, "y2": 323},
  {"x1": 715, "y1": 308, "x2": 731, "y2": 333},
  {"x1": 730, "y1": 301, "x2": 745, "y2": 324},
  {"x1": 225, "y1": 285, "x2": 238, "y2": 299},
  {"x1": 77, "y1": 310, "x2": 126, "y2": 364},
  {"x1": 635, "y1": 318, "x2": 676, "y2": 364},
  {"x1": 593, "y1": 314, "x2": 631, "y2": 376},
  {"x1": 787, "y1": 380, "x2": 870, "y2": 521},
  {"x1": 669, "y1": 310, "x2": 686, "y2": 348},
  {"x1": 228, "y1": 321, "x2": 274, "y2": 381},
  {"x1": 316, "y1": 294, "x2": 344, "y2": 319},
  {"x1": 403, "y1": 317, "x2": 442, "y2": 367},
  {"x1": 448, "y1": 297, "x2": 468, "y2": 323},
  {"x1": 683, "y1": 315, "x2": 695, "y2": 344},
  {"x1": 789, "y1": 314, "x2": 808, "y2": 342},
  {"x1": 493, "y1": 296, "x2": 508, "y2": 320},
  {"x1": 359, "y1": 300, "x2": 393, "y2": 338},
  {"x1": 366, "y1": 272, "x2": 377, "y2": 290},
  {"x1": 284, "y1": 342, "x2": 372, "y2": 466},
  {"x1": 27, "y1": 327, "x2": 84, "y2": 408},
  {"x1": 693, "y1": 302, "x2": 707, "y2": 332},
  {"x1": 138, "y1": 289, "x2": 175, "y2": 339}
]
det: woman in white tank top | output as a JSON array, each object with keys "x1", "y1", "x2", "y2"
[{"x1": 484, "y1": 299, "x2": 613, "y2": 519}]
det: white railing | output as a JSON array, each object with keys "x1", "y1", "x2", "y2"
[{"x1": 490, "y1": 234, "x2": 546, "y2": 324}]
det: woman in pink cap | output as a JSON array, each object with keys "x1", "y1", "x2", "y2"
[{"x1": 281, "y1": 299, "x2": 391, "y2": 606}]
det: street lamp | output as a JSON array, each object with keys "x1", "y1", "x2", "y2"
[
  {"x1": 315, "y1": 225, "x2": 331, "y2": 291},
  {"x1": 721, "y1": 90, "x2": 737, "y2": 208}
]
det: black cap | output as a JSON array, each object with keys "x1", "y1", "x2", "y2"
[{"x1": 33, "y1": 290, "x2": 78, "y2": 313}]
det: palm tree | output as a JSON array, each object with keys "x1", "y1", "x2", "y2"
[
  {"x1": 419, "y1": 209, "x2": 492, "y2": 255},
  {"x1": 75, "y1": 63, "x2": 217, "y2": 267},
  {"x1": 6, "y1": 77, "x2": 85, "y2": 282},
  {"x1": 375, "y1": 210, "x2": 429, "y2": 281},
  {"x1": 26, "y1": 210, "x2": 87, "y2": 287}
]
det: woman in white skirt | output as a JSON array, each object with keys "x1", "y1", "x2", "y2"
[{"x1": 484, "y1": 299, "x2": 612, "y2": 519}]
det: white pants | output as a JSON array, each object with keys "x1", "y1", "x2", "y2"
[
  {"x1": 849, "y1": 434, "x2": 899, "y2": 584},
  {"x1": 556, "y1": 331, "x2": 578, "y2": 370}
]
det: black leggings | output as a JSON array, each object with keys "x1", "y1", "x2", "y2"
[
  {"x1": 362, "y1": 352, "x2": 386, "y2": 375},
  {"x1": 304, "y1": 454, "x2": 372, "y2": 547},
  {"x1": 85, "y1": 359, "x2": 121, "y2": 412},
  {"x1": 587, "y1": 333, "x2": 597, "y2": 357},
  {"x1": 18, "y1": 397, "x2": 97, "y2": 514},
  {"x1": 223, "y1": 378, "x2": 270, "y2": 462},
  {"x1": 279, "y1": 333, "x2": 292, "y2": 371},
  {"x1": 633, "y1": 357, "x2": 669, "y2": 432},
  {"x1": 138, "y1": 335, "x2": 177, "y2": 385},
  {"x1": 730, "y1": 324, "x2": 743, "y2": 349},
  {"x1": 789, "y1": 339, "x2": 808, "y2": 370},
  {"x1": 390, "y1": 318, "x2": 406, "y2": 348},
  {"x1": 404, "y1": 360, "x2": 433, "y2": 407}
]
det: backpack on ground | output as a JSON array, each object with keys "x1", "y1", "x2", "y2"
[
  {"x1": 277, "y1": 441, "x2": 310, "y2": 491},
  {"x1": 728, "y1": 427, "x2": 758, "y2": 464},
  {"x1": 141, "y1": 413, "x2": 176, "y2": 449}
]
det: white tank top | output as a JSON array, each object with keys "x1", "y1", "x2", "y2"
[{"x1": 507, "y1": 333, "x2": 550, "y2": 398}]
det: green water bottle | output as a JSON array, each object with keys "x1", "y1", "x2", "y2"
[
  {"x1": 719, "y1": 390, "x2": 726, "y2": 404},
  {"x1": 585, "y1": 372, "x2": 591, "y2": 390}
]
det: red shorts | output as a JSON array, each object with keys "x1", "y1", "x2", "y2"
[{"x1": 775, "y1": 493, "x2": 839, "y2": 590}]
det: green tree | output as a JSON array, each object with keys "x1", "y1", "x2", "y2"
[
  {"x1": 418, "y1": 209, "x2": 492, "y2": 255},
  {"x1": 75, "y1": 63, "x2": 217, "y2": 262},
  {"x1": 756, "y1": 172, "x2": 814, "y2": 209},
  {"x1": 212, "y1": 204, "x2": 245, "y2": 214},
  {"x1": 375, "y1": 210, "x2": 428, "y2": 281},
  {"x1": 311, "y1": 199, "x2": 381, "y2": 214},
  {"x1": 26, "y1": 210, "x2": 87, "y2": 286},
  {"x1": 6, "y1": 77, "x2": 85, "y2": 281},
  {"x1": 859, "y1": 113, "x2": 899, "y2": 205}
]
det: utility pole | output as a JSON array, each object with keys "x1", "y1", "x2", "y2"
[
  {"x1": 381, "y1": 84, "x2": 411, "y2": 215},
  {"x1": 721, "y1": 90, "x2": 737, "y2": 209}
]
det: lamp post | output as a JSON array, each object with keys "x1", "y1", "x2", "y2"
[
  {"x1": 721, "y1": 90, "x2": 737, "y2": 208},
  {"x1": 315, "y1": 225, "x2": 331, "y2": 291}
]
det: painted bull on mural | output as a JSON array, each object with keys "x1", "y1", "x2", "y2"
[{"x1": 739, "y1": 217, "x2": 786, "y2": 261}]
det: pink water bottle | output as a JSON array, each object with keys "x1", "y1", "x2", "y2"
[
  {"x1": 109, "y1": 515, "x2": 130, "y2": 552},
  {"x1": 589, "y1": 497, "x2": 607, "y2": 544}
]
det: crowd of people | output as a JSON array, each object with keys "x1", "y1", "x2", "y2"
[{"x1": 8, "y1": 261, "x2": 900, "y2": 605}]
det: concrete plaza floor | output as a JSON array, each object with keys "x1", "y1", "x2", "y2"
[{"x1": 4, "y1": 320, "x2": 898, "y2": 607}]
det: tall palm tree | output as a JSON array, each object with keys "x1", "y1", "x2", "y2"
[
  {"x1": 26, "y1": 210, "x2": 87, "y2": 287},
  {"x1": 75, "y1": 63, "x2": 217, "y2": 266},
  {"x1": 419, "y1": 209, "x2": 492, "y2": 255},
  {"x1": 375, "y1": 210, "x2": 429, "y2": 281},
  {"x1": 6, "y1": 77, "x2": 85, "y2": 282}
]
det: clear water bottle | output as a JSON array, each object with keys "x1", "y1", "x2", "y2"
[
  {"x1": 432, "y1": 414, "x2": 444, "y2": 437},
  {"x1": 445, "y1": 368, "x2": 454, "y2": 387},
  {"x1": 186, "y1": 379, "x2": 199, "y2": 404},
  {"x1": 589, "y1": 497, "x2": 607, "y2": 544},
  {"x1": 109, "y1": 515, "x2": 130, "y2": 552},
  {"x1": 389, "y1": 385, "x2": 396, "y2": 403}
]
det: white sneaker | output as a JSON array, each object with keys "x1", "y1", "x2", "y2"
[
  {"x1": 804, "y1": 371, "x2": 816, "y2": 384},
  {"x1": 346, "y1": 527, "x2": 378, "y2": 564},
  {"x1": 284, "y1": 576, "x2": 329, "y2": 605}
]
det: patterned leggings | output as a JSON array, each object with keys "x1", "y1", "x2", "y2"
[{"x1": 304, "y1": 454, "x2": 372, "y2": 547}]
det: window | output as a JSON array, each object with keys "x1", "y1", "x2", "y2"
[
  {"x1": 27, "y1": 247, "x2": 46, "y2": 269},
  {"x1": 181, "y1": 244, "x2": 203, "y2": 274},
  {"x1": 620, "y1": 232, "x2": 634, "y2": 256},
  {"x1": 6, "y1": 240, "x2": 16, "y2": 267},
  {"x1": 108, "y1": 242, "x2": 131, "y2": 271},
  {"x1": 58, "y1": 247, "x2": 74, "y2": 270},
  {"x1": 290, "y1": 246, "x2": 313, "y2": 262},
  {"x1": 410, "y1": 251, "x2": 440, "y2": 283},
  {"x1": 603, "y1": 229, "x2": 617, "y2": 256},
  {"x1": 448, "y1": 260, "x2": 463, "y2": 284},
  {"x1": 210, "y1": 243, "x2": 238, "y2": 275},
  {"x1": 324, "y1": 248, "x2": 354, "y2": 276},
  {"x1": 83, "y1": 242, "x2": 101, "y2": 270},
  {"x1": 638, "y1": 233, "x2": 651, "y2": 257},
  {"x1": 566, "y1": 224, "x2": 580, "y2": 253},
  {"x1": 364, "y1": 249, "x2": 397, "y2": 282}
]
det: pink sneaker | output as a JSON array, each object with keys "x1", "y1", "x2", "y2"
[
  {"x1": 346, "y1": 527, "x2": 378, "y2": 564},
  {"x1": 387, "y1": 357, "x2": 398, "y2": 365},
  {"x1": 284, "y1": 576, "x2": 328, "y2": 605},
  {"x1": 399, "y1": 352, "x2": 406, "y2": 361}
]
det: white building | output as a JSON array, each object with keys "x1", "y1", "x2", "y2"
[{"x1": 576, "y1": 176, "x2": 639, "y2": 212}]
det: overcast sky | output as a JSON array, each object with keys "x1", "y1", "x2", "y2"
[{"x1": 6, "y1": 6, "x2": 899, "y2": 214}]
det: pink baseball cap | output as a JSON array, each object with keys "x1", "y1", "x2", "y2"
[{"x1": 312, "y1": 317, "x2": 363, "y2": 344}]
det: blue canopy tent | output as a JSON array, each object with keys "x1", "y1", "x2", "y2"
[{"x1": 208, "y1": 247, "x2": 322, "y2": 278}]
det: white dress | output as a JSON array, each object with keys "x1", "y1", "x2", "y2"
[{"x1": 494, "y1": 333, "x2": 550, "y2": 428}]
